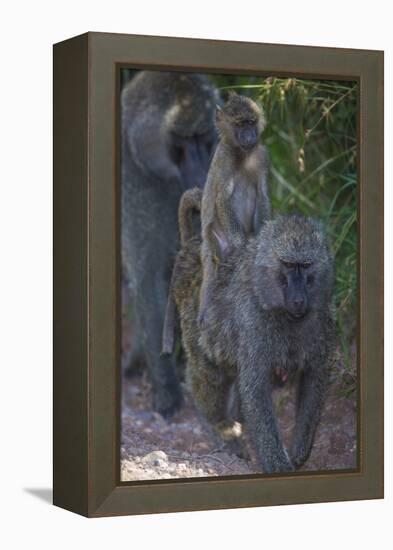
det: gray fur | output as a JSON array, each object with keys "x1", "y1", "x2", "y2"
[{"x1": 171, "y1": 213, "x2": 336, "y2": 473}]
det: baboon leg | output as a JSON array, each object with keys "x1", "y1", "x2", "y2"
[
  {"x1": 227, "y1": 382, "x2": 243, "y2": 423},
  {"x1": 238, "y1": 363, "x2": 294, "y2": 473},
  {"x1": 135, "y1": 276, "x2": 182, "y2": 419},
  {"x1": 161, "y1": 290, "x2": 176, "y2": 355},
  {"x1": 289, "y1": 364, "x2": 328, "y2": 468},
  {"x1": 188, "y1": 358, "x2": 243, "y2": 453},
  {"x1": 121, "y1": 290, "x2": 146, "y2": 376},
  {"x1": 122, "y1": 334, "x2": 146, "y2": 378}
]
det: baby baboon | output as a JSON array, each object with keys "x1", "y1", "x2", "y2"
[
  {"x1": 171, "y1": 214, "x2": 336, "y2": 473},
  {"x1": 199, "y1": 91, "x2": 271, "y2": 325},
  {"x1": 121, "y1": 71, "x2": 217, "y2": 418},
  {"x1": 162, "y1": 187, "x2": 202, "y2": 355}
]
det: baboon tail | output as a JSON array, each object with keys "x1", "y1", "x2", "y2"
[
  {"x1": 163, "y1": 187, "x2": 202, "y2": 354},
  {"x1": 178, "y1": 187, "x2": 203, "y2": 246},
  {"x1": 162, "y1": 288, "x2": 176, "y2": 355}
]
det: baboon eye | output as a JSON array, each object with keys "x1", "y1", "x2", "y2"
[{"x1": 302, "y1": 262, "x2": 312, "y2": 269}]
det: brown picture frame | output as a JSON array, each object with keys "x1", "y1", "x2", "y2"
[{"x1": 53, "y1": 32, "x2": 384, "y2": 517}]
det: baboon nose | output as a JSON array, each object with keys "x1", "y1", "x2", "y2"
[{"x1": 294, "y1": 298, "x2": 304, "y2": 308}]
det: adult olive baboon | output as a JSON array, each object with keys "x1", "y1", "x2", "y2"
[
  {"x1": 170, "y1": 213, "x2": 336, "y2": 473},
  {"x1": 199, "y1": 92, "x2": 271, "y2": 326},
  {"x1": 121, "y1": 71, "x2": 217, "y2": 418}
]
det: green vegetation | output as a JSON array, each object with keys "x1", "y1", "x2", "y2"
[{"x1": 210, "y1": 75, "x2": 358, "y2": 374}]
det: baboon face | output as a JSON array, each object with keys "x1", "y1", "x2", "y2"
[
  {"x1": 254, "y1": 216, "x2": 333, "y2": 316},
  {"x1": 278, "y1": 260, "x2": 314, "y2": 319},
  {"x1": 233, "y1": 118, "x2": 259, "y2": 151},
  {"x1": 216, "y1": 92, "x2": 265, "y2": 151},
  {"x1": 167, "y1": 75, "x2": 218, "y2": 188},
  {"x1": 170, "y1": 131, "x2": 216, "y2": 188}
]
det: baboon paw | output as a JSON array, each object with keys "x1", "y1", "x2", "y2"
[
  {"x1": 289, "y1": 452, "x2": 307, "y2": 469},
  {"x1": 123, "y1": 353, "x2": 145, "y2": 378},
  {"x1": 154, "y1": 395, "x2": 183, "y2": 420},
  {"x1": 197, "y1": 309, "x2": 208, "y2": 329},
  {"x1": 124, "y1": 364, "x2": 142, "y2": 379},
  {"x1": 260, "y1": 452, "x2": 295, "y2": 474}
]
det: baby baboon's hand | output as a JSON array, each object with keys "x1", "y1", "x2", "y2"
[{"x1": 197, "y1": 308, "x2": 208, "y2": 328}]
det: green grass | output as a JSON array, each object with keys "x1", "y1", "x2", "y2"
[{"x1": 210, "y1": 75, "x2": 358, "y2": 374}]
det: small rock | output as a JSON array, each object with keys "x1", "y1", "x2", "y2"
[{"x1": 141, "y1": 450, "x2": 168, "y2": 466}]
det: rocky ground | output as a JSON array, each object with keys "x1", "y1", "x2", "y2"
[{"x1": 120, "y1": 364, "x2": 357, "y2": 482}]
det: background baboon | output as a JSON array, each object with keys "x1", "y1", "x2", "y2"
[
  {"x1": 199, "y1": 92, "x2": 271, "y2": 325},
  {"x1": 121, "y1": 71, "x2": 217, "y2": 418},
  {"x1": 171, "y1": 214, "x2": 336, "y2": 473}
]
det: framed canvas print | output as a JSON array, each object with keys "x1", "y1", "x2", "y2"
[{"x1": 53, "y1": 32, "x2": 384, "y2": 517}]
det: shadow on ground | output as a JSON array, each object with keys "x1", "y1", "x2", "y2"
[{"x1": 24, "y1": 488, "x2": 52, "y2": 504}]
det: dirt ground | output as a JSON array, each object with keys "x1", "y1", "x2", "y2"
[{"x1": 120, "y1": 361, "x2": 357, "y2": 481}]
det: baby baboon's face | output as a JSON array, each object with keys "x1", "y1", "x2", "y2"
[
  {"x1": 233, "y1": 118, "x2": 259, "y2": 151},
  {"x1": 216, "y1": 92, "x2": 264, "y2": 151}
]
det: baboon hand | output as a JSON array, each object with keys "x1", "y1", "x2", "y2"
[
  {"x1": 197, "y1": 308, "x2": 208, "y2": 328},
  {"x1": 289, "y1": 446, "x2": 307, "y2": 469},
  {"x1": 262, "y1": 450, "x2": 295, "y2": 474}
]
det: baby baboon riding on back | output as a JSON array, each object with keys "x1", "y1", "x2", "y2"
[
  {"x1": 163, "y1": 91, "x2": 270, "y2": 352},
  {"x1": 199, "y1": 92, "x2": 271, "y2": 325}
]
